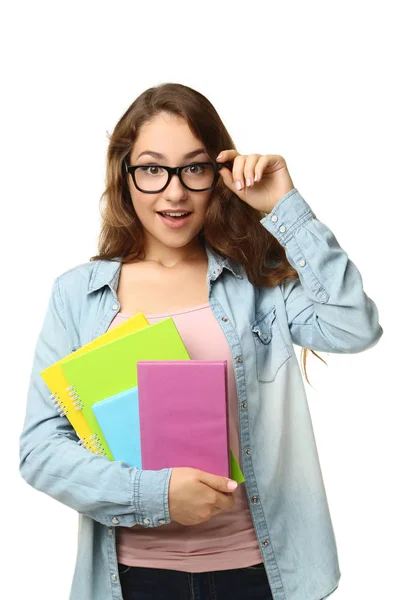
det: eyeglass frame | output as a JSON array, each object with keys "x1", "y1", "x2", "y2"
[{"x1": 123, "y1": 159, "x2": 232, "y2": 193}]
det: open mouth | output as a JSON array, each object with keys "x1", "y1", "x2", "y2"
[
  {"x1": 156, "y1": 211, "x2": 193, "y2": 228},
  {"x1": 156, "y1": 211, "x2": 192, "y2": 221}
]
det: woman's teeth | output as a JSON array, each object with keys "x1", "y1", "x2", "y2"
[{"x1": 159, "y1": 212, "x2": 191, "y2": 218}]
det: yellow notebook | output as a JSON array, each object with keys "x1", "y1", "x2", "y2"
[{"x1": 40, "y1": 312, "x2": 149, "y2": 455}]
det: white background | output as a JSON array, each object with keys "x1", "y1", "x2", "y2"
[{"x1": 1, "y1": 1, "x2": 398, "y2": 598}]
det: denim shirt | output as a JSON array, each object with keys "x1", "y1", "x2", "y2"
[{"x1": 19, "y1": 188, "x2": 383, "y2": 600}]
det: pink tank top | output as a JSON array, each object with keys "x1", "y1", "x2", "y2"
[{"x1": 107, "y1": 303, "x2": 262, "y2": 572}]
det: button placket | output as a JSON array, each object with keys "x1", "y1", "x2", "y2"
[
  {"x1": 215, "y1": 296, "x2": 266, "y2": 556},
  {"x1": 218, "y1": 308, "x2": 249, "y2": 501}
]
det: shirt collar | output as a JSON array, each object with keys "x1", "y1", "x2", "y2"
[{"x1": 87, "y1": 242, "x2": 242, "y2": 295}]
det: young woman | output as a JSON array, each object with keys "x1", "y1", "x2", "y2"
[{"x1": 19, "y1": 82, "x2": 383, "y2": 600}]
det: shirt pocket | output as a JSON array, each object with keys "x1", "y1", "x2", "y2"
[{"x1": 250, "y1": 305, "x2": 291, "y2": 383}]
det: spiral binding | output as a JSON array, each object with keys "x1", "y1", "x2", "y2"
[
  {"x1": 50, "y1": 391, "x2": 68, "y2": 417},
  {"x1": 51, "y1": 386, "x2": 107, "y2": 456},
  {"x1": 78, "y1": 434, "x2": 107, "y2": 456},
  {"x1": 66, "y1": 385, "x2": 107, "y2": 456},
  {"x1": 50, "y1": 386, "x2": 106, "y2": 456},
  {"x1": 67, "y1": 385, "x2": 84, "y2": 410}
]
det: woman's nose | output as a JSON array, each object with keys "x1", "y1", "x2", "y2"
[{"x1": 163, "y1": 173, "x2": 188, "y2": 198}]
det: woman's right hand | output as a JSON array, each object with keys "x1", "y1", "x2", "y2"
[{"x1": 168, "y1": 467, "x2": 238, "y2": 526}]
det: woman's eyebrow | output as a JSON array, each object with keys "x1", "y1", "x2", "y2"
[{"x1": 136, "y1": 148, "x2": 207, "y2": 160}]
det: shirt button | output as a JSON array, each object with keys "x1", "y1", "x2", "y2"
[
  {"x1": 262, "y1": 539, "x2": 270, "y2": 547},
  {"x1": 279, "y1": 225, "x2": 286, "y2": 233},
  {"x1": 108, "y1": 528, "x2": 113, "y2": 536},
  {"x1": 158, "y1": 519, "x2": 166, "y2": 525},
  {"x1": 241, "y1": 402, "x2": 247, "y2": 409},
  {"x1": 299, "y1": 259, "x2": 306, "y2": 267},
  {"x1": 111, "y1": 303, "x2": 119, "y2": 310},
  {"x1": 245, "y1": 448, "x2": 251, "y2": 456},
  {"x1": 221, "y1": 316, "x2": 229, "y2": 322},
  {"x1": 236, "y1": 356, "x2": 243, "y2": 364},
  {"x1": 111, "y1": 574, "x2": 118, "y2": 582},
  {"x1": 143, "y1": 518, "x2": 151, "y2": 525},
  {"x1": 271, "y1": 215, "x2": 278, "y2": 222},
  {"x1": 251, "y1": 496, "x2": 259, "y2": 504},
  {"x1": 111, "y1": 517, "x2": 119, "y2": 525}
]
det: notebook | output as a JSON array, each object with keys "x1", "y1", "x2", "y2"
[
  {"x1": 137, "y1": 360, "x2": 230, "y2": 477},
  {"x1": 60, "y1": 317, "x2": 191, "y2": 461},
  {"x1": 92, "y1": 381, "x2": 245, "y2": 483},
  {"x1": 40, "y1": 311, "x2": 149, "y2": 456},
  {"x1": 92, "y1": 387, "x2": 142, "y2": 467}
]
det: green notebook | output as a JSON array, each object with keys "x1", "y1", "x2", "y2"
[{"x1": 60, "y1": 317, "x2": 191, "y2": 459}]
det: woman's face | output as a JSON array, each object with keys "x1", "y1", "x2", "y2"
[{"x1": 127, "y1": 112, "x2": 214, "y2": 252}]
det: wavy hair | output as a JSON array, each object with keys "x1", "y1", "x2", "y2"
[{"x1": 90, "y1": 82, "x2": 326, "y2": 385}]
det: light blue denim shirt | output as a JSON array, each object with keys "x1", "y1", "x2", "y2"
[{"x1": 19, "y1": 188, "x2": 383, "y2": 600}]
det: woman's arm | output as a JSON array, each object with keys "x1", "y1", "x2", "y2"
[
  {"x1": 19, "y1": 277, "x2": 172, "y2": 528},
  {"x1": 261, "y1": 188, "x2": 383, "y2": 352}
]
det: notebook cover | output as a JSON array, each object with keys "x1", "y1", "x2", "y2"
[
  {"x1": 40, "y1": 312, "x2": 149, "y2": 456},
  {"x1": 60, "y1": 318, "x2": 191, "y2": 460},
  {"x1": 92, "y1": 387, "x2": 142, "y2": 468},
  {"x1": 137, "y1": 360, "x2": 230, "y2": 477}
]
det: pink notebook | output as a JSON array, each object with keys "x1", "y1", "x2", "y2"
[{"x1": 136, "y1": 360, "x2": 230, "y2": 477}]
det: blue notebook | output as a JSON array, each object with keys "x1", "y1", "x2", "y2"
[{"x1": 92, "y1": 387, "x2": 142, "y2": 468}]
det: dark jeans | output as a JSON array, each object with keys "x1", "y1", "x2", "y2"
[{"x1": 118, "y1": 561, "x2": 273, "y2": 599}]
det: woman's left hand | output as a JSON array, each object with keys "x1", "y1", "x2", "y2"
[{"x1": 216, "y1": 150, "x2": 295, "y2": 214}]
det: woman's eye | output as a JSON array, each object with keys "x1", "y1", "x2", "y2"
[
  {"x1": 139, "y1": 166, "x2": 163, "y2": 176},
  {"x1": 185, "y1": 163, "x2": 204, "y2": 174}
]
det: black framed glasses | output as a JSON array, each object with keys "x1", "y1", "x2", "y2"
[{"x1": 123, "y1": 159, "x2": 231, "y2": 193}]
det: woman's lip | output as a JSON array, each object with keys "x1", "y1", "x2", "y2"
[{"x1": 157, "y1": 211, "x2": 193, "y2": 229}]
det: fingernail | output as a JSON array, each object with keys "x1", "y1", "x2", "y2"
[
  {"x1": 216, "y1": 153, "x2": 223, "y2": 160},
  {"x1": 246, "y1": 178, "x2": 252, "y2": 187},
  {"x1": 254, "y1": 173, "x2": 258, "y2": 182},
  {"x1": 227, "y1": 480, "x2": 238, "y2": 490},
  {"x1": 235, "y1": 181, "x2": 242, "y2": 191}
]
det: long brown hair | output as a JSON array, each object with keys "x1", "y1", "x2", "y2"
[{"x1": 90, "y1": 82, "x2": 326, "y2": 384}]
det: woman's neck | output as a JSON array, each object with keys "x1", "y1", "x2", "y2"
[{"x1": 142, "y1": 240, "x2": 206, "y2": 269}]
